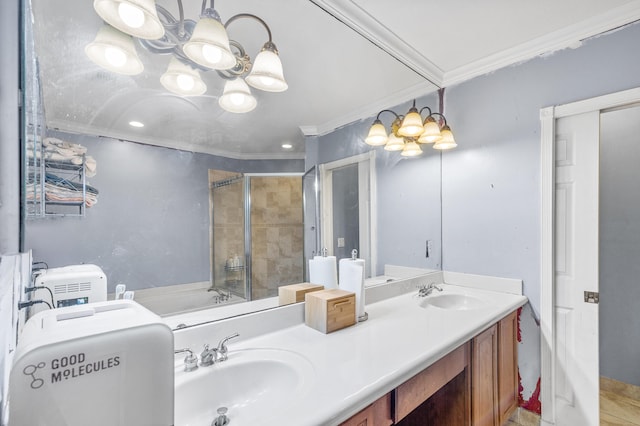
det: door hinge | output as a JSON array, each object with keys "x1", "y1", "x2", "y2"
[{"x1": 584, "y1": 291, "x2": 599, "y2": 304}]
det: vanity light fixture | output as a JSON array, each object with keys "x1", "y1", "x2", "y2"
[
  {"x1": 365, "y1": 96, "x2": 457, "y2": 156},
  {"x1": 87, "y1": 0, "x2": 287, "y2": 113}
]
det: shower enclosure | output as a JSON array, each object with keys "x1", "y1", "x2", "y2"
[{"x1": 209, "y1": 171, "x2": 305, "y2": 301}]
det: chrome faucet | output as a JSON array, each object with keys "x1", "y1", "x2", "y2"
[
  {"x1": 200, "y1": 344, "x2": 217, "y2": 367},
  {"x1": 216, "y1": 332, "x2": 240, "y2": 362},
  {"x1": 418, "y1": 282, "x2": 443, "y2": 297},
  {"x1": 174, "y1": 348, "x2": 198, "y2": 372}
]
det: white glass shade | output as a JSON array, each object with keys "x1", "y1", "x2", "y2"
[
  {"x1": 245, "y1": 48, "x2": 288, "y2": 92},
  {"x1": 398, "y1": 109, "x2": 424, "y2": 137},
  {"x1": 418, "y1": 116, "x2": 442, "y2": 143},
  {"x1": 365, "y1": 121, "x2": 388, "y2": 146},
  {"x1": 384, "y1": 133, "x2": 405, "y2": 151},
  {"x1": 219, "y1": 78, "x2": 257, "y2": 113},
  {"x1": 433, "y1": 125, "x2": 457, "y2": 150},
  {"x1": 183, "y1": 17, "x2": 236, "y2": 70},
  {"x1": 85, "y1": 25, "x2": 143, "y2": 75},
  {"x1": 160, "y1": 57, "x2": 207, "y2": 96},
  {"x1": 401, "y1": 140, "x2": 423, "y2": 157},
  {"x1": 93, "y1": 0, "x2": 164, "y2": 40}
]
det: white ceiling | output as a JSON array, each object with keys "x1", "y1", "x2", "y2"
[{"x1": 30, "y1": 0, "x2": 640, "y2": 159}]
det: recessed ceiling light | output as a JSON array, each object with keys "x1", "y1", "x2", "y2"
[
  {"x1": 129, "y1": 120, "x2": 144, "y2": 128},
  {"x1": 281, "y1": 143, "x2": 293, "y2": 149}
]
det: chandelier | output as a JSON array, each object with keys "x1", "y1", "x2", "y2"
[
  {"x1": 364, "y1": 97, "x2": 457, "y2": 157},
  {"x1": 86, "y1": 0, "x2": 288, "y2": 113}
]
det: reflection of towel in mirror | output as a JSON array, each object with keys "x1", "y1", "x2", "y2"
[
  {"x1": 26, "y1": 138, "x2": 97, "y2": 177},
  {"x1": 41, "y1": 173, "x2": 99, "y2": 207}
]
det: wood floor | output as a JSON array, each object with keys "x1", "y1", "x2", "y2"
[
  {"x1": 601, "y1": 377, "x2": 640, "y2": 426},
  {"x1": 501, "y1": 378, "x2": 640, "y2": 426}
]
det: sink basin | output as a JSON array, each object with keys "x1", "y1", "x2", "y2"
[
  {"x1": 175, "y1": 348, "x2": 315, "y2": 426},
  {"x1": 419, "y1": 293, "x2": 487, "y2": 310}
]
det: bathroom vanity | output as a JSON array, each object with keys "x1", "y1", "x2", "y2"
[
  {"x1": 171, "y1": 273, "x2": 527, "y2": 426},
  {"x1": 341, "y1": 310, "x2": 518, "y2": 426}
]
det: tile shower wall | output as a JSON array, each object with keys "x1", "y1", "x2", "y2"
[{"x1": 250, "y1": 176, "x2": 303, "y2": 299}]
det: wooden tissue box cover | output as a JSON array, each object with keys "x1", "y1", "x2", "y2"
[
  {"x1": 305, "y1": 289, "x2": 356, "y2": 333},
  {"x1": 278, "y1": 283, "x2": 324, "y2": 305}
]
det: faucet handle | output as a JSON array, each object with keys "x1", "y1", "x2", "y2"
[
  {"x1": 174, "y1": 348, "x2": 198, "y2": 372},
  {"x1": 217, "y1": 332, "x2": 240, "y2": 362}
]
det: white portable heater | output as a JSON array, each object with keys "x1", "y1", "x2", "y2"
[
  {"x1": 31, "y1": 264, "x2": 107, "y2": 313},
  {"x1": 8, "y1": 300, "x2": 174, "y2": 426}
]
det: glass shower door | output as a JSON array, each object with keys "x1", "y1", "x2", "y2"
[{"x1": 211, "y1": 175, "x2": 247, "y2": 300}]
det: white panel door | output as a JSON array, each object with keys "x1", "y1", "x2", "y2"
[{"x1": 554, "y1": 111, "x2": 600, "y2": 425}]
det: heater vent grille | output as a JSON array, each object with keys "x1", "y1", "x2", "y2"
[{"x1": 53, "y1": 282, "x2": 92, "y2": 294}]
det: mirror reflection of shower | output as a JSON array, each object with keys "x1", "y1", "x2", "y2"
[{"x1": 209, "y1": 170, "x2": 304, "y2": 303}]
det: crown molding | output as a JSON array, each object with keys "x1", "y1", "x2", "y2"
[
  {"x1": 301, "y1": 81, "x2": 438, "y2": 136},
  {"x1": 48, "y1": 120, "x2": 306, "y2": 161},
  {"x1": 299, "y1": 126, "x2": 318, "y2": 136},
  {"x1": 309, "y1": 0, "x2": 444, "y2": 86},
  {"x1": 443, "y1": 2, "x2": 640, "y2": 87}
]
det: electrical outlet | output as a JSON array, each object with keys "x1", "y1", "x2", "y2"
[
  {"x1": 426, "y1": 240, "x2": 433, "y2": 258},
  {"x1": 337, "y1": 237, "x2": 345, "y2": 248}
]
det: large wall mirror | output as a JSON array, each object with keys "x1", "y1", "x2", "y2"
[{"x1": 20, "y1": 0, "x2": 443, "y2": 327}]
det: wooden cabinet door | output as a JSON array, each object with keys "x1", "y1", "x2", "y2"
[
  {"x1": 472, "y1": 324, "x2": 498, "y2": 426},
  {"x1": 498, "y1": 311, "x2": 518, "y2": 424},
  {"x1": 340, "y1": 393, "x2": 392, "y2": 426}
]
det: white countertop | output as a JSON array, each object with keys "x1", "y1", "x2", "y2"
[{"x1": 174, "y1": 283, "x2": 527, "y2": 426}]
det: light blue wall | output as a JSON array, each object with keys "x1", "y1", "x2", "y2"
[
  {"x1": 599, "y1": 106, "x2": 640, "y2": 386},
  {"x1": 311, "y1": 21, "x2": 640, "y2": 401},
  {"x1": 24, "y1": 131, "x2": 303, "y2": 292},
  {"x1": 442, "y1": 22, "x2": 640, "y2": 317},
  {"x1": 307, "y1": 92, "x2": 444, "y2": 273}
]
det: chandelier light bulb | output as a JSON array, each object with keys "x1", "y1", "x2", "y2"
[
  {"x1": 384, "y1": 133, "x2": 405, "y2": 151},
  {"x1": 219, "y1": 78, "x2": 257, "y2": 113},
  {"x1": 365, "y1": 120, "x2": 388, "y2": 146},
  {"x1": 202, "y1": 44, "x2": 223, "y2": 65},
  {"x1": 418, "y1": 116, "x2": 442, "y2": 143},
  {"x1": 104, "y1": 46, "x2": 127, "y2": 67},
  {"x1": 118, "y1": 2, "x2": 145, "y2": 28},
  {"x1": 85, "y1": 24, "x2": 144, "y2": 75},
  {"x1": 183, "y1": 17, "x2": 236, "y2": 70},
  {"x1": 93, "y1": 0, "x2": 164, "y2": 40},
  {"x1": 176, "y1": 74, "x2": 195, "y2": 91},
  {"x1": 160, "y1": 57, "x2": 206, "y2": 96},
  {"x1": 401, "y1": 139, "x2": 423, "y2": 157},
  {"x1": 230, "y1": 93, "x2": 246, "y2": 106},
  {"x1": 398, "y1": 108, "x2": 425, "y2": 137},
  {"x1": 246, "y1": 45, "x2": 288, "y2": 92},
  {"x1": 433, "y1": 125, "x2": 457, "y2": 150}
]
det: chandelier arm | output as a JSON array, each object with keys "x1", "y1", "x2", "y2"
[
  {"x1": 156, "y1": 4, "x2": 178, "y2": 25},
  {"x1": 429, "y1": 112, "x2": 448, "y2": 127},
  {"x1": 224, "y1": 13, "x2": 273, "y2": 43},
  {"x1": 419, "y1": 106, "x2": 432, "y2": 116},
  {"x1": 375, "y1": 109, "x2": 401, "y2": 121},
  {"x1": 176, "y1": 0, "x2": 185, "y2": 38}
]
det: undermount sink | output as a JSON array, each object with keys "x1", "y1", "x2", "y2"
[
  {"x1": 419, "y1": 293, "x2": 487, "y2": 311},
  {"x1": 175, "y1": 348, "x2": 315, "y2": 426}
]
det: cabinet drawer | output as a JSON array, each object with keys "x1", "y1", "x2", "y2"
[{"x1": 394, "y1": 342, "x2": 470, "y2": 422}]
